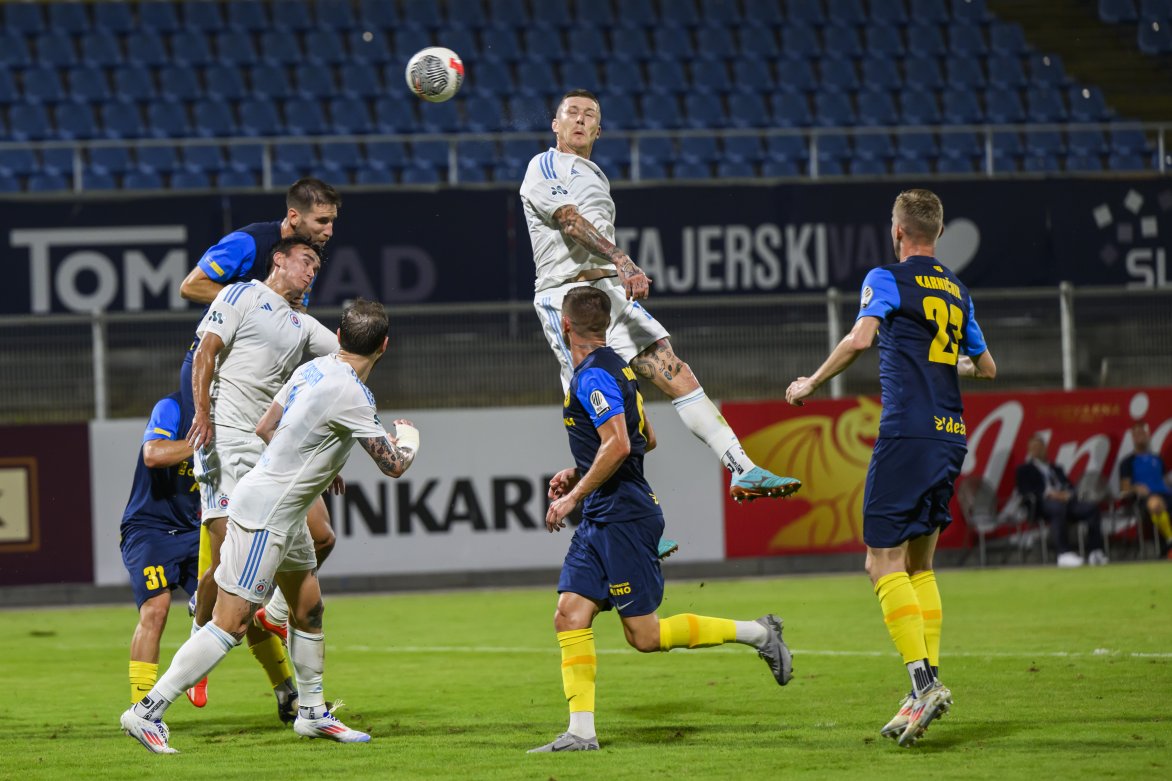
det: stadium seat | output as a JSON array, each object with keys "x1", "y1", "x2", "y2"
[
  {"x1": 336, "y1": 64, "x2": 381, "y2": 100},
  {"x1": 42, "y1": 147, "x2": 74, "y2": 175},
  {"x1": 238, "y1": 98, "x2": 283, "y2": 136},
  {"x1": 741, "y1": 28, "x2": 781, "y2": 60},
  {"x1": 401, "y1": 164, "x2": 443, "y2": 184},
  {"x1": 463, "y1": 95, "x2": 506, "y2": 132},
  {"x1": 482, "y1": 26, "x2": 524, "y2": 62},
  {"x1": 641, "y1": 95, "x2": 684, "y2": 129},
  {"x1": 1110, "y1": 127, "x2": 1149, "y2": 154},
  {"x1": 471, "y1": 60, "x2": 515, "y2": 96},
  {"x1": 817, "y1": 135, "x2": 852, "y2": 166},
  {"x1": 724, "y1": 135, "x2": 764, "y2": 163},
  {"x1": 948, "y1": 23, "x2": 988, "y2": 57},
  {"x1": 28, "y1": 173, "x2": 70, "y2": 192},
  {"x1": 34, "y1": 31, "x2": 78, "y2": 67},
  {"x1": 274, "y1": 142, "x2": 316, "y2": 171},
  {"x1": 204, "y1": 65, "x2": 248, "y2": 102},
  {"x1": 651, "y1": 26, "x2": 696, "y2": 60},
  {"x1": 183, "y1": 1, "x2": 224, "y2": 32},
  {"x1": 788, "y1": 0, "x2": 827, "y2": 24},
  {"x1": 1141, "y1": 0, "x2": 1172, "y2": 17},
  {"x1": 780, "y1": 26, "x2": 820, "y2": 58},
  {"x1": 857, "y1": 90, "x2": 899, "y2": 125},
  {"x1": 94, "y1": 2, "x2": 134, "y2": 33},
  {"x1": 638, "y1": 137, "x2": 675, "y2": 166},
  {"x1": 993, "y1": 130, "x2": 1024, "y2": 159},
  {"x1": 68, "y1": 68, "x2": 112, "y2": 103},
  {"x1": 227, "y1": 1, "x2": 270, "y2": 32},
  {"x1": 1065, "y1": 153, "x2": 1104, "y2": 171},
  {"x1": 123, "y1": 170, "x2": 164, "y2": 189},
  {"x1": 985, "y1": 88, "x2": 1027, "y2": 123},
  {"x1": 648, "y1": 60, "x2": 687, "y2": 94},
  {"x1": 744, "y1": 0, "x2": 784, "y2": 25},
  {"x1": 717, "y1": 160, "x2": 757, "y2": 177},
  {"x1": 821, "y1": 59, "x2": 860, "y2": 92},
  {"x1": 684, "y1": 93, "x2": 728, "y2": 127},
  {"x1": 287, "y1": 100, "x2": 330, "y2": 136},
  {"x1": 770, "y1": 93, "x2": 814, "y2": 127},
  {"x1": 328, "y1": 97, "x2": 375, "y2": 135},
  {"x1": 859, "y1": 55, "x2": 901, "y2": 91},
  {"x1": 250, "y1": 64, "x2": 296, "y2": 100},
  {"x1": 897, "y1": 132, "x2": 939, "y2": 160},
  {"x1": 936, "y1": 155, "x2": 977, "y2": 174},
  {"x1": 621, "y1": 0, "x2": 659, "y2": 25},
  {"x1": 371, "y1": 97, "x2": 413, "y2": 134},
  {"x1": 137, "y1": 145, "x2": 180, "y2": 174},
  {"x1": 1107, "y1": 153, "x2": 1147, "y2": 170},
  {"x1": 216, "y1": 31, "x2": 259, "y2": 66},
  {"x1": 446, "y1": 0, "x2": 488, "y2": 26},
  {"x1": 348, "y1": 30, "x2": 391, "y2": 64},
  {"x1": 989, "y1": 21, "x2": 1030, "y2": 55},
  {"x1": 143, "y1": 100, "x2": 189, "y2": 139},
  {"x1": 1025, "y1": 130, "x2": 1065, "y2": 156},
  {"x1": 692, "y1": 60, "x2": 734, "y2": 93},
  {"x1": 866, "y1": 25, "x2": 906, "y2": 58},
  {"x1": 1099, "y1": 0, "x2": 1139, "y2": 23},
  {"x1": 80, "y1": 32, "x2": 123, "y2": 68},
  {"x1": 679, "y1": 136, "x2": 720, "y2": 164},
  {"x1": 89, "y1": 146, "x2": 131, "y2": 176},
  {"x1": 8, "y1": 104, "x2": 52, "y2": 141},
  {"x1": 0, "y1": 69, "x2": 13, "y2": 104},
  {"x1": 903, "y1": 55, "x2": 944, "y2": 90},
  {"x1": 412, "y1": 140, "x2": 452, "y2": 170},
  {"x1": 674, "y1": 161, "x2": 711, "y2": 180},
  {"x1": 636, "y1": 160, "x2": 668, "y2": 180},
  {"x1": 125, "y1": 33, "x2": 169, "y2": 68},
  {"x1": 1028, "y1": 53, "x2": 1068, "y2": 85},
  {"x1": 828, "y1": 0, "x2": 867, "y2": 23},
  {"x1": 523, "y1": 27, "x2": 566, "y2": 62},
  {"x1": 942, "y1": 91, "x2": 983, "y2": 124},
  {"x1": 817, "y1": 158, "x2": 845, "y2": 175},
  {"x1": 297, "y1": 68, "x2": 338, "y2": 99},
  {"x1": 22, "y1": 67, "x2": 66, "y2": 104},
  {"x1": 824, "y1": 25, "x2": 864, "y2": 59},
  {"x1": 258, "y1": 30, "x2": 303, "y2": 66},
  {"x1": 354, "y1": 167, "x2": 395, "y2": 186},
  {"x1": 4, "y1": 1, "x2": 46, "y2": 34},
  {"x1": 953, "y1": 0, "x2": 991, "y2": 21},
  {"x1": 1022, "y1": 154, "x2": 1060, "y2": 172},
  {"x1": 947, "y1": 58, "x2": 986, "y2": 89},
  {"x1": 904, "y1": 23, "x2": 947, "y2": 57},
  {"x1": 316, "y1": 0, "x2": 357, "y2": 30},
  {"x1": 84, "y1": 171, "x2": 118, "y2": 190},
  {"x1": 184, "y1": 145, "x2": 225, "y2": 173},
  {"x1": 1027, "y1": 87, "x2": 1068, "y2": 122},
  {"x1": 56, "y1": 103, "x2": 99, "y2": 140},
  {"x1": 0, "y1": 31, "x2": 33, "y2": 68},
  {"x1": 893, "y1": 156, "x2": 932, "y2": 174},
  {"x1": 226, "y1": 144, "x2": 264, "y2": 172},
  {"x1": 900, "y1": 89, "x2": 942, "y2": 125},
  {"x1": 909, "y1": 0, "x2": 950, "y2": 24},
  {"x1": 170, "y1": 33, "x2": 215, "y2": 68},
  {"x1": 694, "y1": 25, "x2": 737, "y2": 60},
  {"x1": 855, "y1": 132, "x2": 895, "y2": 160},
  {"x1": 1137, "y1": 20, "x2": 1172, "y2": 54},
  {"x1": 1068, "y1": 86, "x2": 1111, "y2": 121},
  {"x1": 762, "y1": 158, "x2": 801, "y2": 177},
  {"x1": 814, "y1": 92, "x2": 857, "y2": 126},
  {"x1": 940, "y1": 131, "x2": 983, "y2": 160},
  {"x1": 100, "y1": 100, "x2": 146, "y2": 139},
  {"x1": 988, "y1": 55, "x2": 1028, "y2": 89},
  {"x1": 851, "y1": 158, "x2": 888, "y2": 176},
  {"x1": 773, "y1": 60, "x2": 815, "y2": 94},
  {"x1": 418, "y1": 101, "x2": 461, "y2": 133},
  {"x1": 766, "y1": 133, "x2": 810, "y2": 163},
  {"x1": 1068, "y1": 129, "x2": 1109, "y2": 156},
  {"x1": 192, "y1": 100, "x2": 237, "y2": 137}
]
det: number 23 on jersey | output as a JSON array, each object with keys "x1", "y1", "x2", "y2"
[{"x1": 922, "y1": 295, "x2": 964, "y2": 365}]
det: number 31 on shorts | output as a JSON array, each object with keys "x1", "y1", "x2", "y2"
[{"x1": 143, "y1": 565, "x2": 168, "y2": 590}]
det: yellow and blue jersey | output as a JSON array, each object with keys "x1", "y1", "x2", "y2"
[
  {"x1": 1120, "y1": 452, "x2": 1168, "y2": 495},
  {"x1": 196, "y1": 220, "x2": 283, "y2": 288},
  {"x1": 857, "y1": 255, "x2": 987, "y2": 443},
  {"x1": 564, "y1": 347, "x2": 659, "y2": 523},
  {"x1": 119, "y1": 393, "x2": 200, "y2": 532}
]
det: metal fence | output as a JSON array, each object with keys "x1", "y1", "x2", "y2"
[
  {"x1": 1, "y1": 121, "x2": 1170, "y2": 194},
  {"x1": 1, "y1": 284, "x2": 1168, "y2": 425}
]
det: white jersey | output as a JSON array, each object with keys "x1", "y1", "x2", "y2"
[
  {"x1": 196, "y1": 280, "x2": 338, "y2": 434},
  {"x1": 520, "y1": 147, "x2": 616, "y2": 292},
  {"x1": 230, "y1": 355, "x2": 385, "y2": 532}
]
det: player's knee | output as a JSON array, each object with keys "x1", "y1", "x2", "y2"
[
  {"x1": 627, "y1": 632, "x2": 660, "y2": 653},
  {"x1": 314, "y1": 531, "x2": 336, "y2": 561},
  {"x1": 1149, "y1": 495, "x2": 1166, "y2": 513},
  {"x1": 138, "y1": 597, "x2": 170, "y2": 634},
  {"x1": 553, "y1": 606, "x2": 589, "y2": 633},
  {"x1": 293, "y1": 599, "x2": 325, "y2": 632}
]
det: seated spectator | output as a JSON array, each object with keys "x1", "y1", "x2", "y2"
[
  {"x1": 1119, "y1": 421, "x2": 1172, "y2": 559},
  {"x1": 1015, "y1": 433, "x2": 1108, "y2": 567}
]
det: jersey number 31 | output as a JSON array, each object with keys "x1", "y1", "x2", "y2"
[{"x1": 923, "y1": 296, "x2": 963, "y2": 365}]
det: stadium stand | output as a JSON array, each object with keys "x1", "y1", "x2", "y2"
[{"x1": 0, "y1": 0, "x2": 1163, "y2": 191}]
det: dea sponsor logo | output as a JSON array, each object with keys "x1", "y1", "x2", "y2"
[{"x1": 1092, "y1": 187, "x2": 1172, "y2": 288}]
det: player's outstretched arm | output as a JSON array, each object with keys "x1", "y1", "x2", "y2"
[
  {"x1": 786, "y1": 316, "x2": 879, "y2": 406},
  {"x1": 179, "y1": 266, "x2": 226, "y2": 305},
  {"x1": 552, "y1": 204, "x2": 651, "y2": 300},
  {"x1": 187, "y1": 332, "x2": 225, "y2": 449},
  {"x1": 958, "y1": 350, "x2": 997, "y2": 380},
  {"x1": 142, "y1": 438, "x2": 194, "y2": 469},
  {"x1": 359, "y1": 420, "x2": 419, "y2": 478}
]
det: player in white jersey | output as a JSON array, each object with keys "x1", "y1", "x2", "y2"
[
  {"x1": 185, "y1": 236, "x2": 338, "y2": 716},
  {"x1": 520, "y1": 89, "x2": 801, "y2": 508},
  {"x1": 122, "y1": 298, "x2": 419, "y2": 753}
]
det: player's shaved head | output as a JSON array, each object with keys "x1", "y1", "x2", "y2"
[
  {"x1": 893, "y1": 189, "x2": 944, "y2": 243},
  {"x1": 563, "y1": 286, "x2": 611, "y2": 339},
  {"x1": 339, "y1": 298, "x2": 389, "y2": 356},
  {"x1": 286, "y1": 177, "x2": 341, "y2": 212}
]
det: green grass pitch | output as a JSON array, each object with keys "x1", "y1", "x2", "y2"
[{"x1": 4, "y1": 563, "x2": 1169, "y2": 780}]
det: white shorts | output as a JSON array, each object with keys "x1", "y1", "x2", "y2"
[
  {"x1": 534, "y1": 277, "x2": 670, "y2": 391},
  {"x1": 194, "y1": 431, "x2": 265, "y2": 523},
  {"x1": 215, "y1": 518, "x2": 316, "y2": 603}
]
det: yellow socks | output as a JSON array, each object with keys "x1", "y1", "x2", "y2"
[
  {"x1": 249, "y1": 632, "x2": 295, "y2": 689},
  {"x1": 876, "y1": 572, "x2": 934, "y2": 694},
  {"x1": 658, "y1": 613, "x2": 737, "y2": 651},
  {"x1": 1151, "y1": 509, "x2": 1172, "y2": 543},
  {"x1": 558, "y1": 629, "x2": 596, "y2": 714},
  {"x1": 129, "y1": 660, "x2": 158, "y2": 703},
  {"x1": 197, "y1": 523, "x2": 212, "y2": 578},
  {"x1": 910, "y1": 570, "x2": 942, "y2": 671}
]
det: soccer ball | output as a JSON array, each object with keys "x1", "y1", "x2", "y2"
[{"x1": 405, "y1": 47, "x2": 464, "y2": 103}]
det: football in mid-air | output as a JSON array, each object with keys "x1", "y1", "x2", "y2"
[{"x1": 405, "y1": 47, "x2": 464, "y2": 103}]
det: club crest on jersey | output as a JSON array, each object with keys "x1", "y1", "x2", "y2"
[
  {"x1": 589, "y1": 390, "x2": 610, "y2": 416},
  {"x1": 218, "y1": 494, "x2": 229, "y2": 509},
  {"x1": 860, "y1": 286, "x2": 874, "y2": 309},
  {"x1": 289, "y1": 313, "x2": 302, "y2": 328},
  {"x1": 253, "y1": 579, "x2": 270, "y2": 598}
]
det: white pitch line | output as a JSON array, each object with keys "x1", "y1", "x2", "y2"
[{"x1": 339, "y1": 645, "x2": 1172, "y2": 659}]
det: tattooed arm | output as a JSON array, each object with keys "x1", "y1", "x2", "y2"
[
  {"x1": 359, "y1": 432, "x2": 417, "y2": 478},
  {"x1": 552, "y1": 204, "x2": 651, "y2": 300}
]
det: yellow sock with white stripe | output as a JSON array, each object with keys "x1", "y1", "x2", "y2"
[
  {"x1": 558, "y1": 629, "x2": 596, "y2": 738},
  {"x1": 129, "y1": 660, "x2": 158, "y2": 704},
  {"x1": 658, "y1": 613, "x2": 738, "y2": 650},
  {"x1": 249, "y1": 632, "x2": 295, "y2": 690},
  {"x1": 910, "y1": 570, "x2": 943, "y2": 673},
  {"x1": 875, "y1": 572, "x2": 934, "y2": 695}
]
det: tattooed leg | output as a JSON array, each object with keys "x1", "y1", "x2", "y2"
[{"x1": 630, "y1": 339, "x2": 700, "y2": 398}]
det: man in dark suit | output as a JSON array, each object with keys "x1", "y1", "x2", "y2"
[{"x1": 1015, "y1": 433, "x2": 1107, "y2": 567}]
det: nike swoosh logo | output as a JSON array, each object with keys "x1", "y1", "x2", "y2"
[{"x1": 615, "y1": 600, "x2": 635, "y2": 611}]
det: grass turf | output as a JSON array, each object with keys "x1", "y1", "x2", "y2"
[{"x1": 4, "y1": 563, "x2": 1169, "y2": 780}]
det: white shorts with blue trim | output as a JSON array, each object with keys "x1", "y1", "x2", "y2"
[
  {"x1": 534, "y1": 276, "x2": 670, "y2": 392},
  {"x1": 214, "y1": 518, "x2": 315, "y2": 604},
  {"x1": 194, "y1": 431, "x2": 265, "y2": 523}
]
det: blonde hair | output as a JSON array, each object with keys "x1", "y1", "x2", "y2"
[{"x1": 894, "y1": 189, "x2": 944, "y2": 242}]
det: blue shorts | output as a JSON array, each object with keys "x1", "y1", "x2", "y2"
[
  {"x1": 558, "y1": 514, "x2": 665, "y2": 617},
  {"x1": 863, "y1": 437, "x2": 967, "y2": 549},
  {"x1": 120, "y1": 524, "x2": 200, "y2": 608}
]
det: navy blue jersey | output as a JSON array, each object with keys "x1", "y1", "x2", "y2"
[
  {"x1": 857, "y1": 255, "x2": 987, "y2": 443},
  {"x1": 197, "y1": 220, "x2": 283, "y2": 288},
  {"x1": 119, "y1": 393, "x2": 201, "y2": 532},
  {"x1": 564, "y1": 347, "x2": 660, "y2": 523},
  {"x1": 1120, "y1": 452, "x2": 1168, "y2": 494}
]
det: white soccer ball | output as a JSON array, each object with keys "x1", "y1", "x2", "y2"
[{"x1": 405, "y1": 47, "x2": 464, "y2": 103}]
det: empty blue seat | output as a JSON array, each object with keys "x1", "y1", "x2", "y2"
[
  {"x1": 953, "y1": 0, "x2": 991, "y2": 21},
  {"x1": 471, "y1": 60, "x2": 514, "y2": 96},
  {"x1": 124, "y1": 170, "x2": 164, "y2": 189},
  {"x1": 28, "y1": 173, "x2": 70, "y2": 192},
  {"x1": 410, "y1": 141, "x2": 449, "y2": 167},
  {"x1": 337, "y1": 63, "x2": 381, "y2": 99},
  {"x1": 684, "y1": 93, "x2": 728, "y2": 127},
  {"x1": 909, "y1": 0, "x2": 950, "y2": 23},
  {"x1": 648, "y1": 60, "x2": 686, "y2": 94},
  {"x1": 8, "y1": 104, "x2": 51, "y2": 141},
  {"x1": 100, "y1": 100, "x2": 146, "y2": 138},
  {"x1": 34, "y1": 32, "x2": 78, "y2": 67},
  {"x1": 41, "y1": 147, "x2": 74, "y2": 175},
  {"x1": 125, "y1": 33, "x2": 169, "y2": 67},
  {"x1": 5, "y1": 1, "x2": 46, "y2": 33},
  {"x1": 897, "y1": 132, "x2": 938, "y2": 159},
  {"x1": 1099, "y1": 0, "x2": 1139, "y2": 23},
  {"x1": 456, "y1": 158, "x2": 488, "y2": 183},
  {"x1": 774, "y1": 60, "x2": 815, "y2": 93},
  {"x1": 84, "y1": 171, "x2": 118, "y2": 190},
  {"x1": 674, "y1": 161, "x2": 711, "y2": 180},
  {"x1": 742, "y1": 27, "x2": 781, "y2": 59},
  {"x1": 680, "y1": 136, "x2": 720, "y2": 163},
  {"x1": 693, "y1": 60, "x2": 733, "y2": 92},
  {"x1": 854, "y1": 132, "x2": 894, "y2": 160},
  {"x1": 183, "y1": 1, "x2": 224, "y2": 31},
  {"x1": 228, "y1": 1, "x2": 270, "y2": 31},
  {"x1": 1138, "y1": 19, "x2": 1172, "y2": 54},
  {"x1": 603, "y1": 93, "x2": 638, "y2": 129},
  {"x1": 828, "y1": 0, "x2": 868, "y2": 23},
  {"x1": 216, "y1": 31, "x2": 259, "y2": 66},
  {"x1": 744, "y1": 0, "x2": 784, "y2": 24},
  {"x1": 286, "y1": 100, "x2": 329, "y2": 135},
  {"x1": 354, "y1": 167, "x2": 395, "y2": 185},
  {"x1": 503, "y1": 96, "x2": 545, "y2": 131},
  {"x1": 851, "y1": 158, "x2": 889, "y2": 175},
  {"x1": 724, "y1": 135, "x2": 764, "y2": 163},
  {"x1": 348, "y1": 30, "x2": 390, "y2": 64},
  {"x1": 939, "y1": 131, "x2": 983, "y2": 159},
  {"x1": 1110, "y1": 127, "x2": 1149, "y2": 154},
  {"x1": 250, "y1": 64, "x2": 295, "y2": 99},
  {"x1": 766, "y1": 134, "x2": 810, "y2": 162},
  {"x1": 905, "y1": 23, "x2": 947, "y2": 57},
  {"x1": 762, "y1": 158, "x2": 801, "y2": 177},
  {"x1": 89, "y1": 146, "x2": 131, "y2": 175},
  {"x1": 204, "y1": 65, "x2": 248, "y2": 102},
  {"x1": 900, "y1": 89, "x2": 941, "y2": 124},
  {"x1": 463, "y1": 94, "x2": 506, "y2": 132},
  {"x1": 94, "y1": 2, "x2": 134, "y2": 33},
  {"x1": 220, "y1": 170, "x2": 259, "y2": 187},
  {"x1": 817, "y1": 158, "x2": 845, "y2": 175},
  {"x1": 68, "y1": 68, "x2": 111, "y2": 103},
  {"x1": 788, "y1": 0, "x2": 827, "y2": 23},
  {"x1": 80, "y1": 32, "x2": 123, "y2": 68},
  {"x1": 226, "y1": 144, "x2": 264, "y2": 172},
  {"x1": 993, "y1": 131, "x2": 1024, "y2": 159},
  {"x1": 817, "y1": 134, "x2": 851, "y2": 164},
  {"x1": 259, "y1": 30, "x2": 303, "y2": 66},
  {"x1": 728, "y1": 93, "x2": 770, "y2": 127},
  {"x1": 297, "y1": 68, "x2": 337, "y2": 98},
  {"x1": 947, "y1": 58, "x2": 985, "y2": 88},
  {"x1": 147, "y1": 101, "x2": 192, "y2": 138},
  {"x1": 138, "y1": 145, "x2": 180, "y2": 173},
  {"x1": 0, "y1": 70, "x2": 13, "y2": 104},
  {"x1": 171, "y1": 169, "x2": 211, "y2": 190},
  {"x1": 985, "y1": 89, "x2": 1026, "y2": 123},
  {"x1": 695, "y1": 25, "x2": 738, "y2": 60},
  {"x1": 482, "y1": 26, "x2": 523, "y2": 61},
  {"x1": 373, "y1": 97, "x2": 415, "y2": 132},
  {"x1": 328, "y1": 97, "x2": 374, "y2": 134},
  {"x1": 892, "y1": 156, "x2": 931, "y2": 174},
  {"x1": 447, "y1": 0, "x2": 489, "y2": 26},
  {"x1": 642, "y1": 95, "x2": 684, "y2": 129},
  {"x1": 824, "y1": 25, "x2": 864, "y2": 59},
  {"x1": 771, "y1": 93, "x2": 814, "y2": 126},
  {"x1": 274, "y1": 142, "x2": 316, "y2": 170},
  {"x1": 1022, "y1": 154, "x2": 1060, "y2": 172},
  {"x1": 821, "y1": 59, "x2": 859, "y2": 92},
  {"x1": 1141, "y1": 0, "x2": 1172, "y2": 17},
  {"x1": 488, "y1": 0, "x2": 531, "y2": 25},
  {"x1": 815, "y1": 92, "x2": 857, "y2": 125},
  {"x1": 23, "y1": 66, "x2": 66, "y2": 103},
  {"x1": 401, "y1": 164, "x2": 442, "y2": 184},
  {"x1": 1065, "y1": 153, "x2": 1103, "y2": 171},
  {"x1": 869, "y1": 0, "x2": 909, "y2": 22},
  {"x1": 523, "y1": 27, "x2": 566, "y2": 61},
  {"x1": 1028, "y1": 53, "x2": 1068, "y2": 85},
  {"x1": 418, "y1": 100, "x2": 461, "y2": 133},
  {"x1": 942, "y1": 91, "x2": 983, "y2": 123},
  {"x1": 170, "y1": 33, "x2": 215, "y2": 67},
  {"x1": 903, "y1": 55, "x2": 944, "y2": 90},
  {"x1": 316, "y1": 0, "x2": 357, "y2": 30},
  {"x1": 988, "y1": 55, "x2": 1027, "y2": 88},
  {"x1": 638, "y1": 137, "x2": 675, "y2": 165},
  {"x1": 948, "y1": 24, "x2": 987, "y2": 56},
  {"x1": 989, "y1": 21, "x2": 1029, "y2": 55},
  {"x1": 1027, "y1": 87, "x2": 1067, "y2": 122},
  {"x1": 858, "y1": 90, "x2": 898, "y2": 125},
  {"x1": 0, "y1": 31, "x2": 33, "y2": 68},
  {"x1": 1108, "y1": 153, "x2": 1147, "y2": 170},
  {"x1": 621, "y1": 0, "x2": 659, "y2": 25},
  {"x1": 1068, "y1": 129, "x2": 1109, "y2": 156},
  {"x1": 937, "y1": 156, "x2": 977, "y2": 173},
  {"x1": 1068, "y1": 86, "x2": 1111, "y2": 121},
  {"x1": 651, "y1": 25, "x2": 696, "y2": 60},
  {"x1": 867, "y1": 24, "x2": 906, "y2": 57},
  {"x1": 192, "y1": 100, "x2": 236, "y2": 137},
  {"x1": 860, "y1": 55, "x2": 901, "y2": 90},
  {"x1": 780, "y1": 26, "x2": 820, "y2": 58},
  {"x1": 184, "y1": 145, "x2": 225, "y2": 172},
  {"x1": 1025, "y1": 130, "x2": 1065, "y2": 156},
  {"x1": 717, "y1": 160, "x2": 756, "y2": 177},
  {"x1": 357, "y1": 0, "x2": 397, "y2": 28},
  {"x1": 56, "y1": 103, "x2": 99, "y2": 140}
]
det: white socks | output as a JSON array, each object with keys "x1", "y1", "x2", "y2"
[
  {"x1": 671, "y1": 388, "x2": 755, "y2": 475},
  {"x1": 264, "y1": 587, "x2": 290, "y2": 627},
  {"x1": 568, "y1": 711, "x2": 596, "y2": 740},
  {"x1": 289, "y1": 628, "x2": 326, "y2": 710},
  {"x1": 734, "y1": 620, "x2": 769, "y2": 648},
  {"x1": 135, "y1": 622, "x2": 236, "y2": 720}
]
